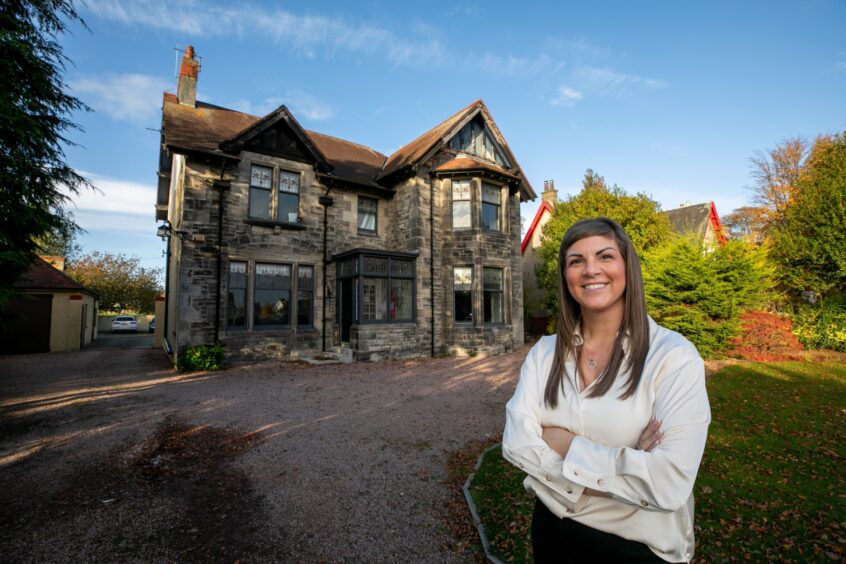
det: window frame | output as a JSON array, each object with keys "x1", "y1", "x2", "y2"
[
  {"x1": 481, "y1": 182, "x2": 502, "y2": 231},
  {"x1": 296, "y1": 264, "x2": 315, "y2": 329},
  {"x1": 253, "y1": 262, "x2": 293, "y2": 330},
  {"x1": 453, "y1": 266, "x2": 473, "y2": 325},
  {"x1": 452, "y1": 178, "x2": 472, "y2": 230},
  {"x1": 247, "y1": 162, "x2": 302, "y2": 223},
  {"x1": 224, "y1": 259, "x2": 315, "y2": 333},
  {"x1": 357, "y1": 196, "x2": 378, "y2": 235},
  {"x1": 335, "y1": 250, "x2": 417, "y2": 326},
  {"x1": 483, "y1": 267, "x2": 505, "y2": 325}
]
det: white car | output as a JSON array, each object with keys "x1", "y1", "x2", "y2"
[{"x1": 111, "y1": 316, "x2": 138, "y2": 333}]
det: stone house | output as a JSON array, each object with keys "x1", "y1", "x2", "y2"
[{"x1": 156, "y1": 47, "x2": 536, "y2": 364}]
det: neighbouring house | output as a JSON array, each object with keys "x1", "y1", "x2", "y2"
[
  {"x1": 0, "y1": 256, "x2": 98, "y2": 354},
  {"x1": 520, "y1": 180, "x2": 558, "y2": 336},
  {"x1": 663, "y1": 201, "x2": 727, "y2": 250},
  {"x1": 156, "y1": 46, "x2": 536, "y2": 364},
  {"x1": 520, "y1": 191, "x2": 727, "y2": 337}
]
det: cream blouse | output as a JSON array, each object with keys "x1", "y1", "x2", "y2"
[{"x1": 503, "y1": 318, "x2": 711, "y2": 563}]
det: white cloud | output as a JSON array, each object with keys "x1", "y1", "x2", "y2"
[
  {"x1": 83, "y1": 0, "x2": 449, "y2": 67},
  {"x1": 70, "y1": 73, "x2": 169, "y2": 123},
  {"x1": 66, "y1": 173, "x2": 156, "y2": 217},
  {"x1": 550, "y1": 85, "x2": 583, "y2": 107},
  {"x1": 571, "y1": 65, "x2": 668, "y2": 98},
  {"x1": 229, "y1": 92, "x2": 335, "y2": 121}
]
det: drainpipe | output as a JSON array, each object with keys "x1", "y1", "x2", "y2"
[
  {"x1": 163, "y1": 230, "x2": 172, "y2": 356},
  {"x1": 213, "y1": 161, "x2": 228, "y2": 342},
  {"x1": 429, "y1": 173, "x2": 435, "y2": 358},
  {"x1": 319, "y1": 189, "x2": 334, "y2": 352}
]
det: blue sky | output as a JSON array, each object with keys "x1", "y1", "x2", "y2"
[{"x1": 60, "y1": 0, "x2": 846, "y2": 271}]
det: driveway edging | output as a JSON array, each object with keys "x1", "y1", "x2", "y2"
[{"x1": 462, "y1": 442, "x2": 504, "y2": 564}]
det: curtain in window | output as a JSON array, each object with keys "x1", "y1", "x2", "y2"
[
  {"x1": 358, "y1": 197, "x2": 377, "y2": 232},
  {"x1": 363, "y1": 278, "x2": 388, "y2": 321},
  {"x1": 278, "y1": 170, "x2": 300, "y2": 222}
]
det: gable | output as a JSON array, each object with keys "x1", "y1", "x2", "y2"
[
  {"x1": 447, "y1": 115, "x2": 510, "y2": 168},
  {"x1": 244, "y1": 120, "x2": 315, "y2": 163}
]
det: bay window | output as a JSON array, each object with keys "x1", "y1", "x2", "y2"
[
  {"x1": 481, "y1": 183, "x2": 501, "y2": 231},
  {"x1": 452, "y1": 180, "x2": 472, "y2": 229}
]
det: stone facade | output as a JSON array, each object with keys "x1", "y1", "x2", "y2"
[{"x1": 158, "y1": 50, "x2": 535, "y2": 364}]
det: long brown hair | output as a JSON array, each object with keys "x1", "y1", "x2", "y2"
[{"x1": 543, "y1": 218, "x2": 650, "y2": 407}]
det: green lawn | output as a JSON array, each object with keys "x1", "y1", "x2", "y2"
[{"x1": 468, "y1": 361, "x2": 846, "y2": 562}]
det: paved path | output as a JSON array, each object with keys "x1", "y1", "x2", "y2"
[{"x1": 0, "y1": 346, "x2": 527, "y2": 562}]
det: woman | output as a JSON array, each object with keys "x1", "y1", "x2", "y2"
[{"x1": 503, "y1": 218, "x2": 710, "y2": 563}]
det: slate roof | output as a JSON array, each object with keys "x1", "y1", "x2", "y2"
[
  {"x1": 664, "y1": 202, "x2": 714, "y2": 239},
  {"x1": 14, "y1": 257, "x2": 95, "y2": 295},
  {"x1": 433, "y1": 156, "x2": 520, "y2": 180},
  {"x1": 160, "y1": 93, "x2": 535, "y2": 200}
]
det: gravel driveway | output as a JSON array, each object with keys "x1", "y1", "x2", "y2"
[{"x1": 0, "y1": 346, "x2": 527, "y2": 562}]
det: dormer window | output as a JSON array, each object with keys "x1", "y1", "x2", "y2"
[{"x1": 448, "y1": 117, "x2": 510, "y2": 167}]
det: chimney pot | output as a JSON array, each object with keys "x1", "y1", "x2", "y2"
[
  {"x1": 542, "y1": 178, "x2": 558, "y2": 206},
  {"x1": 177, "y1": 45, "x2": 199, "y2": 107}
]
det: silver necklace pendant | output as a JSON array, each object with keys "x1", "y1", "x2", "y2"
[{"x1": 587, "y1": 358, "x2": 596, "y2": 370}]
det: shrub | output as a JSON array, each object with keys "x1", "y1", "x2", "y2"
[
  {"x1": 725, "y1": 311, "x2": 804, "y2": 361},
  {"x1": 791, "y1": 298, "x2": 846, "y2": 352},
  {"x1": 177, "y1": 342, "x2": 225, "y2": 372},
  {"x1": 643, "y1": 237, "x2": 773, "y2": 358}
]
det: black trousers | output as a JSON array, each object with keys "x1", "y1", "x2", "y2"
[{"x1": 531, "y1": 498, "x2": 667, "y2": 563}]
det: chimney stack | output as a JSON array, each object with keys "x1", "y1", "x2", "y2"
[
  {"x1": 541, "y1": 178, "x2": 558, "y2": 206},
  {"x1": 177, "y1": 45, "x2": 199, "y2": 107}
]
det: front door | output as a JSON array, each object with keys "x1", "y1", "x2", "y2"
[{"x1": 339, "y1": 278, "x2": 354, "y2": 342}]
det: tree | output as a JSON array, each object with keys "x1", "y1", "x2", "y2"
[
  {"x1": 31, "y1": 210, "x2": 83, "y2": 261},
  {"x1": 0, "y1": 1, "x2": 90, "y2": 313},
  {"x1": 643, "y1": 237, "x2": 774, "y2": 357},
  {"x1": 536, "y1": 170, "x2": 673, "y2": 320},
  {"x1": 67, "y1": 252, "x2": 163, "y2": 313},
  {"x1": 743, "y1": 137, "x2": 809, "y2": 239},
  {"x1": 769, "y1": 133, "x2": 846, "y2": 297}
]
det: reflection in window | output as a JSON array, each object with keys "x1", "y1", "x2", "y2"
[
  {"x1": 254, "y1": 263, "x2": 291, "y2": 328},
  {"x1": 297, "y1": 265, "x2": 314, "y2": 327},
  {"x1": 483, "y1": 267, "x2": 503, "y2": 324},
  {"x1": 452, "y1": 180, "x2": 471, "y2": 229},
  {"x1": 453, "y1": 267, "x2": 473, "y2": 323},
  {"x1": 227, "y1": 261, "x2": 247, "y2": 328},
  {"x1": 249, "y1": 165, "x2": 272, "y2": 219},
  {"x1": 481, "y1": 183, "x2": 501, "y2": 231},
  {"x1": 390, "y1": 278, "x2": 413, "y2": 321}
]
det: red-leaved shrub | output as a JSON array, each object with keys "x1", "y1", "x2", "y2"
[{"x1": 725, "y1": 311, "x2": 805, "y2": 361}]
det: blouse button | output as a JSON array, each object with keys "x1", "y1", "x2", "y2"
[
  {"x1": 573, "y1": 469, "x2": 579, "y2": 476},
  {"x1": 597, "y1": 479, "x2": 604, "y2": 487},
  {"x1": 566, "y1": 487, "x2": 573, "y2": 494},
  {"x1": 640, "y1": 500, "x2": 649, "y2": 507}
]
